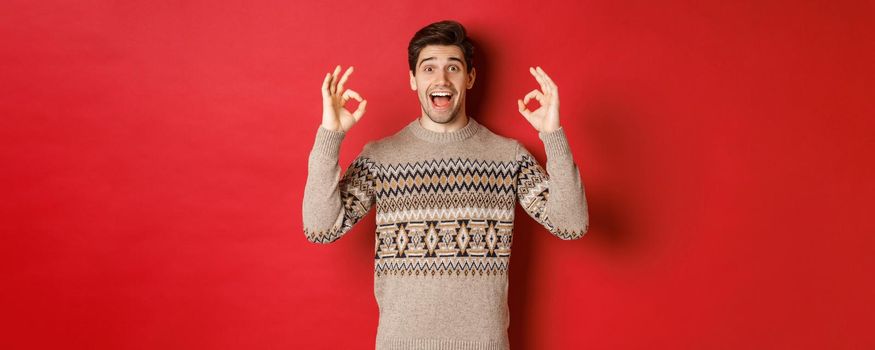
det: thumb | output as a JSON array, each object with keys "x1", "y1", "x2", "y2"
[
  {"x1": 352, "y1": 100, "x2": 367, "y2": 121},
  {"x1": 518, "y1": 99, "x2": 532, "y2": 120}
]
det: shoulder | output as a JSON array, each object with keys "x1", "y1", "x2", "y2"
[
  {"x1": 478, "y1": 126, "x2": 541, "y2": 164},
  {"x1": 358, "y1": 125, "x2": 408, "y2": 163},
  {"x1": 475, "y1": 123, "x2": 524, "y2": 159},
  {"x1": 363, "y1": 131, "x2": 398, "y2": 154}
]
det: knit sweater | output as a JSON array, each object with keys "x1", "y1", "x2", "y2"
[{"x1": 302, "y1": 116, "x2": 589, "y2": 350}]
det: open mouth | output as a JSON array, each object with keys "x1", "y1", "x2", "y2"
[{"x1": 429, "y1": 91, "x2": 453, "y2": 110}]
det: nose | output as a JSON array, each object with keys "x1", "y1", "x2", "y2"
[{"x1": 435, "y1": 69, "x2": 449, "y2": 84}]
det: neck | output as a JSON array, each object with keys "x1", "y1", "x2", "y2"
[
  {"x1": 407, "y1": 113, "x2": 480, "y2": 144},
  {"x1": 418, "y1": 109, "x2": 470, "y2": 133}
]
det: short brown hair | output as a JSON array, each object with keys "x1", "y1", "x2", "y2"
[{"x1": 408, "y1": 20, "x2": 474, "y2": 76}]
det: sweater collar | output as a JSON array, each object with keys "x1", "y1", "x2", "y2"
[{"x1": 407, "y1": 116, "x2": 481, "y2": 144}]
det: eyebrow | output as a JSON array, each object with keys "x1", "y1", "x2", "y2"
[{"x1": 418, "y1": 56, "x2": 465, "y2": 68}]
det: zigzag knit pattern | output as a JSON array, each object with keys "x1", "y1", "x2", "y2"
[
  {"x1": 302, "y1": 118, "x2": 589, "y2": 350},
  {"x1": 307, "y1": 152, "x2": 574, "y2": 275}
]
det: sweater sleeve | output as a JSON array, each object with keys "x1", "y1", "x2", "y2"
[
  {"x1": 515, "y1": 127, "x2": 590, "y2": 240},
  {"x1": 302, "y1": 126, "x2": 379, "y2": 244}
]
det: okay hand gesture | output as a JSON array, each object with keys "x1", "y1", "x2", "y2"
[
  {"x1": 321, "y1": 65, "x2": 367, "y2": 133},
  {"x1": 517, "y1": 66, "x2": 561, "y2": 133}
]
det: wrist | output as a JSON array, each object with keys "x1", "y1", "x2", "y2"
[
  {"x1": 539, "y1": 125, "x2": 562, "y2": 133},
  {"x1": 320, "y1": 123, "x2": 345, "y2": 133}
]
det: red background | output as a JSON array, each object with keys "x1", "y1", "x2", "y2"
[{"x1": 2, "y1": 1, "x2": 873, "y2": 349}]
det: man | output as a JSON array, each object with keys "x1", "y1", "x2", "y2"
[{"x1": 302, "y1": 20, "x2": 589, "y2": 350}]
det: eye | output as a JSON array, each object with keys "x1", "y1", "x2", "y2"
[
  {"x1": 449, "y1": 66, "x2": 459, "y2": 72},
  {"x1": 424, "y1": 66, "x2": 433, "y2": 72}
]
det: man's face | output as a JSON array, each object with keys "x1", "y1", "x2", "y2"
[{"x1": 409, "y1": 45, "x2": 476, "y2": 124}]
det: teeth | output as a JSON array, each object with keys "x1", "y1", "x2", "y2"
[{"x1": 430, "y1": 92, "x2": 452, "y2": 97}]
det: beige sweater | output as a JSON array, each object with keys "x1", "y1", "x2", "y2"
[{"x1": 302, "y1": 116, "x2": 589, "y2": 350}]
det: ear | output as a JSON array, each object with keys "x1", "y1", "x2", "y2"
[
  {"x1": 409, "y1": 70, "x2": 417, "y2": 91},
  {"x1": 467, "y1": 67, "x2": 476, "y2": 89}
]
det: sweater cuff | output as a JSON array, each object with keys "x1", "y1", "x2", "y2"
[
  {"x1": 538, "y1": 126, "x2": 571, "y2": 158},
  {"x1": 311, "y1": 126, "x2": 346, "y2": 159}
]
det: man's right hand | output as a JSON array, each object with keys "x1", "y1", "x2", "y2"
[{"x1": 321, "y1": 65, "x2": 367, "y2": 133}]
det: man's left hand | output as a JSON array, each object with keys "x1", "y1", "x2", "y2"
[{"x1": 517, "y1": 66, "x2": 561, "y2": 133}]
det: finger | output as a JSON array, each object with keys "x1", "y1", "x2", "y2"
[
  {"x1": 336, "y1": 66, "x2": 354, "y2": 95},
  {"x1": 321, "y1": 72, "x2": 332, "y2": 100},
  {"x1": 329, "y1": 65, "x2": 341, "y2": 95},
  {"x1": 536, "y1": 66, "x2": 557, "y2": 93},
  {"x1": 529, "y1": 66, "x2": 549, "y2": 94},
  {"x1": 523, "y1": 89, "x2": 544, "y2": 105},
  {"x1": 342, "y1": 88, "x2": 363, "y2": 103},
  {"x1": 517, "y1": 99, "x2": 531, "y2": 118},
  {"x1": 352, "y1": 100, "x2": 367, "y2": 121},
  {"x1": 533, "y1": 66, "x2": 553, "y2": 94}
]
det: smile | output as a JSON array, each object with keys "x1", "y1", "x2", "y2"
[{"x1": 429, "y1": 91, "x2": 454, "y2": 110}]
